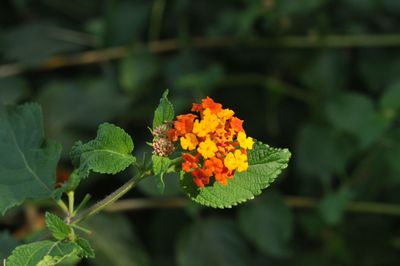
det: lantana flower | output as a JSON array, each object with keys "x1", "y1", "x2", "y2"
[{"x1": 167, "y1": 97, "x2": 254, "y2": 188}]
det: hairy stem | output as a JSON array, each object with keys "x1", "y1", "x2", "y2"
[
  {"x1": 56, "y1": 199, "x2": 69, "y2": 215},
  {"x1": 67, "y1": 191, "x2": 74, "y2": 216},
  {"x1": 71, "y1": 171, "x2": 149, "y2": 224}
]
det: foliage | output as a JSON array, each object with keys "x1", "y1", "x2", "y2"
[
  {"x1": 0, "y1": 91, "x2": 288, "y2": 264},
  {"x1": 0, "y1": 103, "x2": 61, "y2": 214},
  {"x1": 1, "y1": 0, "x2": 400, "y2": 265}
]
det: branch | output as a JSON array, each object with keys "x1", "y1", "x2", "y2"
[
  {"x1": 104, "y1": 195, "x2": 400, "y2": 216},
  {"x1": 70, "y1": 173, "x2": 146, "y2": 224},
  {"x1": 2, "y1": 34, "x2": 400, "y2": 77}
]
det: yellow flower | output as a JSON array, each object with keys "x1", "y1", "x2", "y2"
[
  {"x1": 180, "y1": 133, "x2": 198, "y2": 150},
  {"x1": 192, "y1": 119, "x2": 208, "y2": 137},
  {"x1": 217, "y1": 108, "x2": 234, "y2": 120},
  {"x1": 224, "y1": 150, "x2": 249, "y2": 172},
  {"x1": 237, "y1": 131, "x2": 254, "y2": 150},
  {"x1": 192, "y1": 109, "x2": 219, "y2": 138},
  {"x1": 197, "y1": 138, "x2": 218, "y2": 159}
]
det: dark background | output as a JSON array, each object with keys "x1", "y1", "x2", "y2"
[{"x1": 1, "y1": 0, "x2": 400, "y2": 265}]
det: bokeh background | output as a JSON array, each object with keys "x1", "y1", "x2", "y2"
[{"x1": 1, "y1": 0, "x2": 400, "y2": 265}]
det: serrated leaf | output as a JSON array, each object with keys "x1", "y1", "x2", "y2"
[
  {"x1": 152, "y1": 155, "x2": 171, "y2": 192},
  {"x1": 180, "y1": 141, "x2": 291, "y2": 208},
  {"x1": 177, "y1": 218, "x2": 250, "y2": 266},
  {"x1": 76, "y1": 238, "x2": 95, "y2": 258},
  {"x1": 45, "y1": 212, "x2": 71, "y2": 241},
  {"x1": 59, "y1": 170, "x2": 81, "y2": 194},
  {"x1": 0, "y1": 103, "x2": 61, "y2": 215},
  {"x1": 152, "y1": 90, "x2": 174, "y2": 129},
  {"x1": 6, "y1": 241, "x2": 80, "y2": 266},
  {"x1": 70, "y1": 122, "x2": 135, "y2": 180}
]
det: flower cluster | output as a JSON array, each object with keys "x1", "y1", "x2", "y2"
[
  {"x1": 168, "y1": 97, "x2": 254, "y2": 187},
  {"x1": 152, "y1": 123, "x2": 175, "y2": 157}
]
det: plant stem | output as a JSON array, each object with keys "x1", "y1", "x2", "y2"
[
  {"x1": 72, "y1": 224, "x2": 92, "y2": 235},
  {"x1": 3, "y1": 34, "x2": 400, "y2": 78},
  {"x1": 56, "y1": 199, "x2": 69, "y2": 215},
  {"x1": 148, "y1": 0, "x2": 166, "y2": 42},
  {"x1": 104, "y1": 196, "x2": 400, "y2": 216},
  {"x1": 71, "y1": 172, "x2": 148, "y2": 224},
  {"x1": 73, "y1": 194, "x2": 92, "y2": 215},
  {"x1": 68, "y1": 191, "x2": 74, "y2": 216}
]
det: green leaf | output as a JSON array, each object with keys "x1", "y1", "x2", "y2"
[
  {"x1": 0, "y1": 232, "x2": 19, "y2": 262},
  {"x1": 59, "y1": 170, "x2": 81, "y2": 193},
  {"x1": 0, "y1": 77, "x2": 29, "y2": 104},
  {"x1": 380, "y1": 80, "x2": 400, "y2": 118},
  {"x1": 0, "y1": 103, "x2": 61, "y2": 215},
  {"x1": 325, "y1": 92, "x2": 389, "y2": 147},
  {"x1": 152, "y1": 90, "x2": 174, "y2": 129},
  {"x1": 180, "y1": 141, "x2": 291, "y2": 208},
  {"x1": 138, "y1": 172, "x2": 182, "y2": 197},
  {"x1": 119, "y1": 52, "x2": 159, "y2": 94},
  {"x1": 177, "y1": 218, "x2": 250, "y2": 266},
  {"x1": 83, "y1": 214, "x2": 150, "y2": 266},
  {"x1": 295, "y1": 124, "x2": 355, "y2": 179},
  {"x1": 3, "y1": 22, "x2": 84, "y2": 65},
  {"x1": 6, "y1": 241, "x2": 81, "y2": 266},
  {"x1": 70, "y1": 123, "x2": 135, "y2": 179},
  {"x1": 76, "y1": 238, "x2": 95, "y2": 258},
  {"x1": 45, "y1": 212, "x2": 71, "y2": 241},
  {"x1": 318, "y1": 188, "x2": 353, "y2": 225},
  {"x1": 152, "y1": 155, "x2": 172, "y2": 192},
  {"x1": 300, "y1": 51, "x2": 348, "y2": 95},
  {"x1": 237, "y1": 193, "x2": 293, "y2": 257},
  {"x1": 36, "y1": 79, "x2": 130, "y2": 159}
]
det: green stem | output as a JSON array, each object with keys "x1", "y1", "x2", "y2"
[
  {"x1": 56, "y1": 199, "x2": 69, "y2": 215},
  {"x1": 148, "y1": 0, "x2": 166, "y2": 42},
  {"x1": 105, "y1": 196, "x2": 400, "y2": 216},
  {"x1": 73, "y1": 194, "x2": 92, "y2": 215},
  {"x1": 72, "y1": 224, "x2": 92, "y2": 235},
  {"x1": 71, "y1": 172, "x2": 149, "y2": 224},
  {"x1": 68, "y1": 191, "x2": 75, "y2": 216}
]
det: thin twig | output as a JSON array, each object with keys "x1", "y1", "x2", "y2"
[
  {"x1": 70, "y1": 174, "x2": 143, "y2": 224},
  {"x1": 104, "y1": 196, "x2": 400, "y2": 216},
  {"x1": 2, "y1": 34, "x2": 400, "y2": 77}
]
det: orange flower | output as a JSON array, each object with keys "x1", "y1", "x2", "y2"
[
  {"x1": 173, "y1": 114, "x2": 197, "y2": 135},
  {"x1": 191, "y1": 103, "x2": 203, "y2": 112},
  {"x1": 182, "y1": 153, "x2": 200, "y2": 172},
  {"x1": 171, "y1": 96, "x2": 253, "y2": 187},
  {"x1": 230, "y1": 117, "x2": 244, "y2": 132},
  {"x1": 202, "y1": 97, "x2": 222, "y2": 114},
  {"x1": 167, "y1": 128, "x2": 179, "y2": 142},
  {"x1": 192, "y1": 168, "x2": 212, "y2": 187}
]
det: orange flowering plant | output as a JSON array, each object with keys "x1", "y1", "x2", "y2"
[
  {"x1": 0, "y1": 90, "x2": 290, "y2": 265},
  {"x1": 151, "y1": 91, "x2": 291, "y2": 208}
]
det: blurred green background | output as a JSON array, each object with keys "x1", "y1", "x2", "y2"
[{"x1": 1, "y1": 0, "x2": 400, "y2": 265}]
